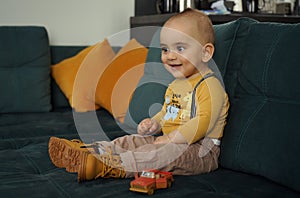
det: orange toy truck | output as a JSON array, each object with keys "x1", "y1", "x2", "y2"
[{"x1": 129, "y1": 169, "x2": 174, "y2": 195}]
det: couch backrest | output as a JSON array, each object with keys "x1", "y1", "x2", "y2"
[
  {"x1": 125, "y1": 18, "x2": 300, "y2": 192},
  {"x1": 219, "y1": 19, "x2": 300, "y2": 192},
  {"x1": 0, "y1": 26, "x2": 52, "y2": 113}
]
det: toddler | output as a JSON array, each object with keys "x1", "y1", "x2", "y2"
[{"x1": 48, "y1": 8, "x2": 229, "y2": 182}]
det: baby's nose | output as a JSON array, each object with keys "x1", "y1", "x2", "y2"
[{"x1": 167, "y1": 51, "x2": 177, "y2": 60}]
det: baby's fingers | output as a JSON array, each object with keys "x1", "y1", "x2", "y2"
[{"x1": 138, "y1": 124, "x2": 149, "y2": 135}]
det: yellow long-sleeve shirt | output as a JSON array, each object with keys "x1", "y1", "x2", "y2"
[{"x1": 152, "y1": 71, "x2": 229, "y2": 144}]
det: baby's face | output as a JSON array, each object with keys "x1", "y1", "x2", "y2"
[{"x1": 160, "y1": 22, "x2": 205, "y2": 79}]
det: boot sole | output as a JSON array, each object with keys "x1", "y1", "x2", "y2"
[
  {"x1": 77, "y1": 151, "x2": 89, "y2": 182},
  {"x1": 48, "y1": 137, "x2": 88, "y2": 173}
]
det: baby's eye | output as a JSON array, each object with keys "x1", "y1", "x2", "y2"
[
  {"x1": 161, "y1": 47, "x2": 169, "y2": 53},
  {"x1": 177, "y1": 46, "x2": 185, "y2": 52}
]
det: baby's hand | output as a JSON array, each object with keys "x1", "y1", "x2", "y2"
[{"x1": 137, "y1": 118, "x2": 160, "y2": 135}]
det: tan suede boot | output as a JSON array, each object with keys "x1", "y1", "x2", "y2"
[
  {"x1": 48, "y1": 137, "x2": 93, "y2": 173},
  {"x1": 77, "y1": 147, "x2": 126, "y2": 182}
]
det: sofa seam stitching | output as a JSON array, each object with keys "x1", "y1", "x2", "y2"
[
  {"x1": 234, "y1": 99, "x2": 266, "y2": 169},
  {"x1": 221, "y1": 21, "x2": 241, "y2": 77},
  {"x1": 44, "y1": 176, "x2": 72, "y2": 198},
  {"x1": 18, "y1": 149, "x2": 42, "y2": 174},
  {"x1": 262, "y1": 27, "x2": 289, "y2": 98}
]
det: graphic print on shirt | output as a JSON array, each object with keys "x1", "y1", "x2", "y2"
[
  {"x1": 179, "y1": 91, "x2": 192, "y2": 120},
  {"x1": 163, "y1": 91, "x2": 193, "y2": 122},
  {"x1": 163, "y1": 94, "x2": 181, "y2": 121}
]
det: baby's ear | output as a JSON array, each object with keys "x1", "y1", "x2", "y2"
[{"x1": 201, "y1": 43, "x2": 214, "y2": 63}]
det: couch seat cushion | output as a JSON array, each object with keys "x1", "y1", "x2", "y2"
[
  {"x1": 1, "y1": 146, "x2": 299, "y2": 198},
  {"x1": 0, "y1": 109, "x2": 125, "y2": 144}
]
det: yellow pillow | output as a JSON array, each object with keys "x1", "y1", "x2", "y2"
[
  {"x1": 95, "y1": 39, "x2": 148, "y2": 122},
  {"x1": 51, "y1": 39, "x2": 116, "y2": 111}
]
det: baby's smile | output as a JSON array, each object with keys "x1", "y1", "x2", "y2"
[{"x1": 169, "y1": 63, "x2": 182, "y2": 67}]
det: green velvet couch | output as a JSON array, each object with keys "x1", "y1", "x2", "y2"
[{"x1": 1, "y1": 17, "x2": 300, "y2": 197}]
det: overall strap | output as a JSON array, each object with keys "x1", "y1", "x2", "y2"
[{"x1": 190, "y1": 73, "x2": 215, "y2": 119}]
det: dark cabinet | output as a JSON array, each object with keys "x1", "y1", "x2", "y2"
[
  {"x1": 132, "y1": 0, "x2": 300, "y2": 46},
  {"x1": 135, "y1": 0, "x2": 158, "y2": 16}
]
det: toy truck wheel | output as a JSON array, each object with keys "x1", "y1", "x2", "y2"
[{"x1": 148, "y1": 188, "x2": 154, "y2": 195}]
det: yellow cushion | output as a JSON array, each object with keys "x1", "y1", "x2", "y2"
[
  {"x1": 51, "y1": 39, "x2": 116, "y2": 111},
  {"x1": 95, "y1": 39, "x2": 148, "y2": 122}
]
